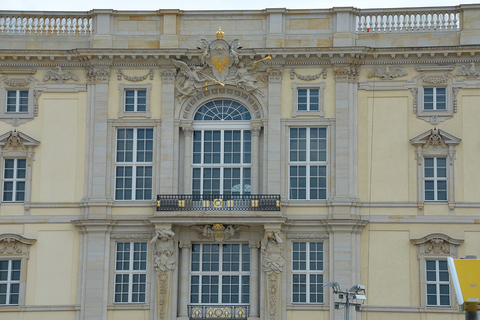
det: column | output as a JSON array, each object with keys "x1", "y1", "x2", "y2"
[
  {"x1": 178, "y1": 241, "x2": 191, "y2": 320},
  {"x1": 83, "y1": 68, "x2": 111, "y2": 218},
  {"x1": 250, "y1": 124, "x2": 261, "y2": 194},
  {"x1": 249, "y1": 241, "x2": 260, "y2": 319},
  {"x1": 182, "y1": 126, "x2": 194, "y2": 194},
  {"x1": 159, "y1": 69, "x2": 177, "y2": 193}
]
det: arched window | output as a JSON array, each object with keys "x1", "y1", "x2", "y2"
[{"x1": 192, "y1": 100, "x2": 251, "y2": 195}]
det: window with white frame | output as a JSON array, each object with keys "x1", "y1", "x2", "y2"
[
  {"x1": 192, "y1": 100, "x2": 252, "y2": 195},
  {"x1": 423, "y1": 87, "x2": 446, "y2": 111},
  {"x1": 297, "y1": 88, "x2": 319, "y2": 111},
  {"x1": 114, "y1": 242, "x2": 147, "y2": 303},
  {"x1": 426, "y1": 259, "x2": 450, "y2": 307},
  {"x1": 3, "y1": 158, "x2": 26, "y2": 202},
  {"x1": 118, "y1": 84, "x2": 152, "y2": 118},
  {"x1": 0, "y1": 259, "x2": 21, "y2": 305},
  {"x1": 292, "y1": 242, "x2": 323, "y2": 303},
  {"x1": 115, "y1": 128, "x2": 153, "y2": 201},
  {"x1": 190, "y1": 243, "x2": 250, "y2": 305},
  {"x1": 291, "y1": 83, "x2": 325, "y2": 117},
  {"x1": 424, "y1": 157, "x2": 447, "y2": 201},
  {"x1": 289, "y1": 127, "x2": 327, "y2": 200},
  {"x1": 124, "y1": 89, "x2": 147, "y2": 113},
  {"x1": 6, "y1": 90, "x2": 28, "y2": 113}
]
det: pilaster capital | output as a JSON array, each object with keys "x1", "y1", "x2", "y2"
[
  {"x1": 268, "y1": 69, "x2": 283, "y2": 83},
  {"x1": 85, "y1": 67, "x2": 110, "y2": 85},
  {"x1": 249, "y1": 241, "x2": 260, "y2": 249},
  {"x1": 250, "y1": 125, "x2": 262, "y2": 137},
  {"x1": 182, "y1": 126, "x2": 194, "y2": 137},
  {"x1": 161, "y1": 68, "x2": 176, "y2": 83},
  {"x1": 333, "y1": 65, "x2": 359, "y2": 82},
  {"x1": 179, "y1": 241, "x2": 192, "y2": 249}
]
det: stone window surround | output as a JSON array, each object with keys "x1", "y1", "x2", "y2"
[
  {"x1": 285, "y1": 233, "x2": 329, "y2": 310},
  {"x1": 107, "y1": 233, "x2": 153, "y2": 309},
  {"x1": 0, "y1": 75, "x2": 38, "y2": 126},
  {"x1": 291, "y1": 82, "x2": 325, "y2": 117},
  {"x1": 106, "y1": 119, "x2": 161, "y2": 205},
  {"x1": 411, "y1": 233, "x2": 463, "y2": 310},
  {"x1": 281, "y1": 118, "x2": 335, "y2": 205},
  {"x1": 0, "y1": 233, "x2": 36, "y2": 308},
  {"x1": 118, "y1": 83, "x2": 152, "y2": 118},
  {"x1": 0, "y1": 130, "x2": 40, "y2": 209},
  {"x1": 410, "y1": 128, "x2": 461, "y2": 210}
]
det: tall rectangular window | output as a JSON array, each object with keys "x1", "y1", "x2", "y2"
[
  {"x1": 426, "y1": 260, "x2": 450, "y2": 306},
  {"x1": 292, "y1": 242, "x2": 323, "y2": 303},
  {"x1": 114, "y1": 242, "x2": 147, "y2": 303},
  {"x1": 190, "y1": 243, "x2": 250, "y2": 305},
  {"x1": 124, "y1": 89, "x2": 147, "y2": 112},
  {"x1": 423, "y1": 88, "x2": 446, "y2": 111},
  {"x1": 289, "y1": 128, "x2": 327, "y2": 200},
  {"x1": 115, "y1": 128, "x2": 153, "y2": 200},
  {"x1": 0, "y1": 260, "x2": 21, "y2": 305},
  {"x1": 192, "y1": 130, "x2": 251, "y2": 195},
  {"x1": 6, "y1": 90, "x2": 28, "y2": 113},
  {"x1": 424, "y1": 157, "x2": 447, "y2": 201},
  {"x1": 3, "y1": 158, "x2": 26, "y2": 202},
  {"x1": 297, "y1": 88, "x2": 319, "y2": 111}
]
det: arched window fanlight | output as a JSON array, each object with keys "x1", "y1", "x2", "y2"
[{"x1": 194, "y1": 100, "x2": 251, "y2": 121}]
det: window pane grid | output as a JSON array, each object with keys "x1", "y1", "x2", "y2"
[
  {"x1": 124, "y1": 89, "x2": 147, "y2": 112},
  {"x1": 297, "y1": 88, "x2": 319, "y2": 111},
  {"x1": 424, "y1": 157, "x2": 447, "y2": 201},
  {"x1": 292, "y1": 242, "x2": 324, "y2": 304},
  {"x1": 115, "y1": 128, "x2": 153, "y2": 200},
  {"x1": 192, "y1": 129, "x2": 252, "y2": 195},
  {"x1": 114, "y1": 242, "x2": 147, "y2": 303},
  {"x1": 190, "y1": 243, "x2": 250, "y2": 305},
  {"x1": 6, "y1": 90, "x2": 28, "y2": 113},
  {"x1": 426, "y1": 259, "x2": 450, "y2": 307},
  {"x1": 289, "y1": 128, "x2": 328, "y2": 200},
  {"x1": 3, "y1": 159, "x2": 27, "y2": 202},
  {"x1": 423, "y1": 87, "x2": 447, "y2": 111},
  {"x1": 0, "y1": 260, "x2": 21, "y2": 305}
]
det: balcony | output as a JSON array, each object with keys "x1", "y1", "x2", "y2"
[
  {"x1": 156, "y1": 194, "x2": 281, "y2": 212},
  {"x1": 188, "y1": 305, "x2": 249, "y2": 319}
]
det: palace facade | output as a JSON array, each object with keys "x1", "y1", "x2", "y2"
[{"x1": 1, "y1": 5, "x2": 480, "y2": 320}]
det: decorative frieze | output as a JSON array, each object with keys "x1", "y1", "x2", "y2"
[
  {"x1": 191, "y1": 224, "x2": 248, "y2": 243},
  {"x1": 117, "y1": 69, "x2": 154, "y2": 82},
  {"x1": 368, "y1": 66, "x2": 407, "y2": 80},
  {"x1": 287, "y1": 233, "x2": 329, "y2": 239},
  {"x1": 456, "y1": 62, "x2": 480, "y2": 78},
  {"x1": 1, "y1": 75, "x2": 36, "y2": 87},
  {"x1": 44, "y1": 67, "x2": 79, "y2": 83},
  {"x1": 290, "y1": 68, "x2": 326, "y2": 81},
  {"x1": 110, "y1": 233, "x2": 152, "y2": 240}
]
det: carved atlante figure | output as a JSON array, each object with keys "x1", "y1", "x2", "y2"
[
  {"x1": 150, "y1": 229, "x2": 176, "y2": 272},
  {"x1": 261, "y1": 230, "x2": 285, "y2": 274}
]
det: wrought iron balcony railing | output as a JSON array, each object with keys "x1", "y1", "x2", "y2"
[
  {"x1": 188, "y1": 305, "x2": 249, "y2": 319},
  {"x1": 156, "y1": 194, "x2": 280, "y2": 211}
]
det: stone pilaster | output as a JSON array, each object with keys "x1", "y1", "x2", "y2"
[
  {"x1": 159, "y1": 69, "x2": 177, "y2": 194},
  {"x1": 266, "y1": 69, "x2": 283, "y2": 194},
  {"x1": 323, "y1": 219, "x2": 367, "y2": 320},
  {"x1": 74, "y1": 220, "x2": 115, "y2": 320},
  {"x1": 331, "y1": 65, "x2": 359, "y2": 217},
  {"x1": 83, "y1": 67, "x2": 111, "y2": 218}
]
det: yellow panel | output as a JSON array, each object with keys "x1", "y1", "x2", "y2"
[{"x1": 454, "y1": 259, "x2": 480, "y2": 302}]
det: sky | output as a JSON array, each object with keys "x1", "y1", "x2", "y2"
[{"x1": 2, "y1": 0, "x2": 478, "y2": 11}]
